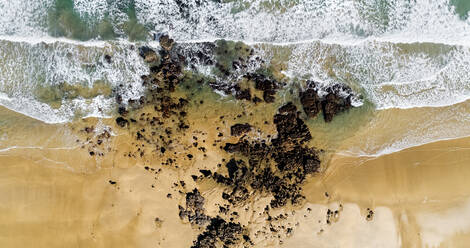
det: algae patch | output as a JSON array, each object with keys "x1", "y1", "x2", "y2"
[{"x1": 34, "y1": 81, "x2": 112, "y2": 109}]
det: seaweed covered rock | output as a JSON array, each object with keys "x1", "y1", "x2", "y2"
[{"x1": 213, "y1": 39, "x2": 253, "y2": 76}]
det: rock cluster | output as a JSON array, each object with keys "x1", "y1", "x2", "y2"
[
  {"x1": 202, "y1": 103, "x2": 321, "y2": 208},
  {"x1": 108, "y1": 35, "x2": 361, "y2": 247},
  {"x1": 300, "y1": 81, "x2": 353, "y2": 122},
  {"x1": 179, "y1": 189, "x2": 251, "y2": 248}
]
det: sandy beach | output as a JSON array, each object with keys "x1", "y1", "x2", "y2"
[{"x1": 2, "y1": 101, "x2": 470, "y2": 247}]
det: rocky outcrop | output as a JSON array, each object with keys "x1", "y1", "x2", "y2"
[
  {"x1": 192, "y1": 216, "x2": 249, "y2": 248},
  {"x1": 212, "y1": 103, "x2": 320, "y2": 208},
  {"x1": 322, "y1": 86, "x2": 352, "y2": 122},
  {"x1": 230, "y1": 123, "x2": 252, "y2": 136},
  {"x1": 300, "y1": 81, "x2": 353, "y2": 122},
  {"x1": 245, "y1": 73, "x2": 280, "y2": 103},
  {"x1": 178, "y1": 189, "x2": 250, "y2": 248},
  {"x1": 300, "y1": 88, "x2": 321, "y2": 118},
  {"x1": 178, "y1": 189, "x2": 211, "y2": 226}
]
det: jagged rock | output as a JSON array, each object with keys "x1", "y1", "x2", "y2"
[
  {"x1": 218, "y1": 103, "x2": 319, "y2": 208},
  {"x1": 234, "y1": 88, "x2": 251, "y2": 101},
  {"x1": 192, "y1": 216, "x2": 246, "y2": 248},
  {"x1": 245, "y1": 73, "x2": 279, "y2": 103},
  {"x1": 300, "y1": 88, "x2": 321, "y2": 118},
  {"x1": 138, "y1": 46, "x2": 158, "y2": 63},
  {"x1": 230, "y1": 123, "x2": 252, "y2": 136},
  {"x1": 300, "y1": 82, "x2": 354, "y2": 122},
  {"x1": 273, "y1": 102, "x2": 312, "y2": 145},
  {"x1": 322, "y1": 91, "x2": 352, "y2": 122},
  {"x1": 179, "y1": 189, "x2": 211, "y2": 226},
  {"x1": 115, "y1": 117, "x2": 129, "y2": 127},
  {"x1": 159, "y1": 35, "x2": 175, "y2": 51}
]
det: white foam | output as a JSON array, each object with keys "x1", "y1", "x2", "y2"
[
  {"x1": 0, "y1": 38, "x2": 149, "y2": 123},
  {"x1": 1, "y1": 0, "x2": 469, "y2": 46},
  {"x1": 135, "y1": 0, "x2": 470, "y2": 45},
  {"x1": 286, "y1": 39, "x2": 470, "y2": 110}
]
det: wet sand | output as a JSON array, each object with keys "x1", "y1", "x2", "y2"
[{"x1": 295, "y1": 135, "x2": 470, "y2": 247}]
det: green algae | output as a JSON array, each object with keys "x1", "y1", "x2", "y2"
[
  {"x1": 47, "y1": 0, "x2": 93, "y2": 40},
  {"x1": 35, "y1": 81, "x2": 112, "y2": 109},
  {"x1": 213, "y1": 39, "x2": 253, "y2": 77},
  {"x1": 122, "y1": 2, "x2": 148, "y2": 41}
]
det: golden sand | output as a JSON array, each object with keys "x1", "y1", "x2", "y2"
[{"x1": 2, "y1": 98, "x2": 470, "y2": 247}]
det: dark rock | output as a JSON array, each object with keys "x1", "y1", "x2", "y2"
[
  {"x1": 191, "y1": 216, "x2": 246, "y2": 248},
  {"x1": 235, "y1": 88, "x2": 251, "y2": 101},
  {"x1": 217, "y1": 103, "x2": 319, "y2": 208},
  {"x1": 179, "y1": 189, "x2": 211, "y2": 226},
  {"x1": 118, "y1": 106, "x2": 128, "y2": 116},
  {"x1": 104, "y1": 54, "x2": 112, "y2": 64},
  {"x1": 273, "y1": 102, "x2": 311, "y2": 145},
  {"x1": 245, "y1": 73, "x2": 279, "y2": 103},
  {"x1": 300, "y1": 88, "x2": 321, "y2": 118},
  {"x1": 159, "y1": 35, "x2": 175, "y2": 51},
  {"x1": 322, "y1": 91, "x2": 352, "y2": 122},
  {"x1": 138, "y1": 46, "x2": 158, "y2": 63},
  {"x1": 115, "y1": 117, "x2": 129, "y2": 127},
  {"x1": 230, "y1": 123, "x2": 252, "y2": 136},
  {"x1": 199, "y1": 170, "x2": 212, "y2": 177},
  {"x1": 252, "y1": 96, "x2": 262, "y2": 103}
]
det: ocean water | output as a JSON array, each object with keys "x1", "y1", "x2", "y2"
[{"x1": 0, "y1": 0, "x2": 469, "y2": 155}]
